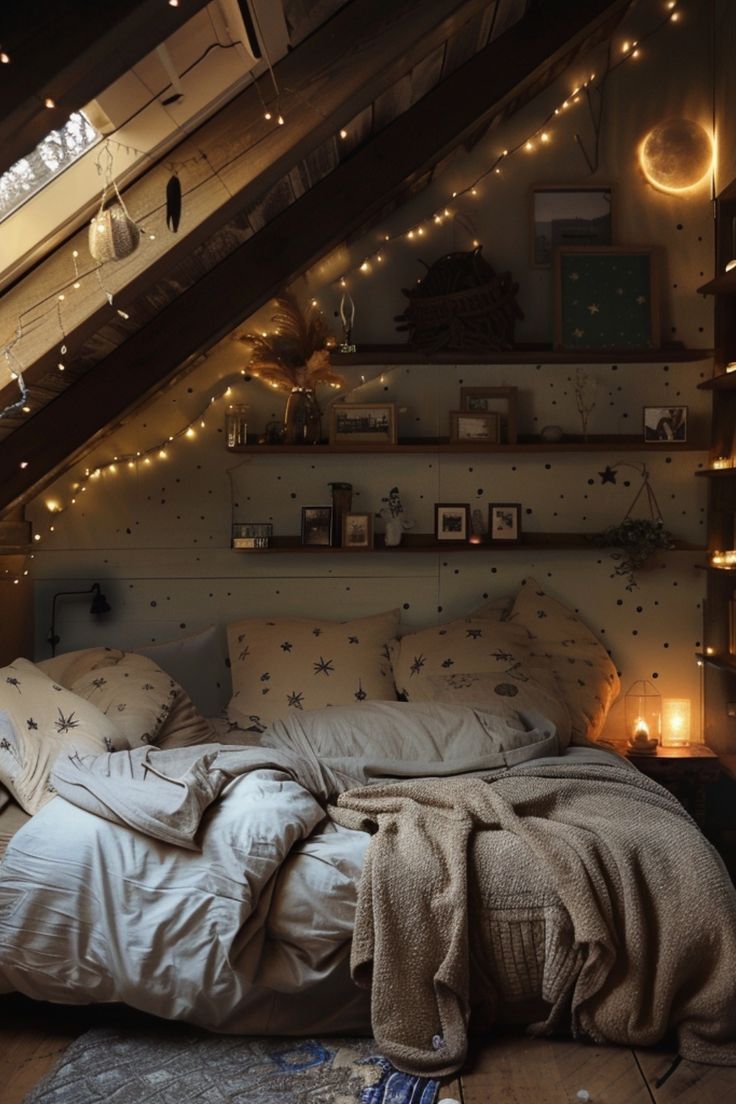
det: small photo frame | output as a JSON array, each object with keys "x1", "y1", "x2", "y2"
[
  {"x1": 450, "y1": 410, "x2": 500, "y2": 443},
  {"x1": 329, "y1": 402, "x2": 397, "y2": 445},
  {"x1": 232, "y1": 521, "x2": 273, "y2": 549},
  {"x1": 459, "y1": 386, "x2": 518, "y2": 443},
  {"x1": 489, "y1": 502, "x2": 522, "y2": 544},
  {"x1": 301, "y1": 505, "x2": 333, "y2": 546},
  {"x1": 531, "y1": 184, "x2": 613, "y2": 267},
  {"x1": 554, "y1": 246, "x2": 659, "y2": 351},
  {"x1": 342, "y1": 512, "x2": 374, "y2": 549},
  {"x1": 643, "y1": 405, "x2": 687, "y2": 443},
  {"x1": 435, "y1": 503, "x2": 470, "y2": 542}
]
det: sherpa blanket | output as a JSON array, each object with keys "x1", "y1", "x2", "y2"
[{"x1": 332, "y1": 759, "x2": 736, "y2": 1077}]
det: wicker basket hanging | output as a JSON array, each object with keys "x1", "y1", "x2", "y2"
[{"x1": 88, "y1": 180, "x2": 140, "y2": 262}]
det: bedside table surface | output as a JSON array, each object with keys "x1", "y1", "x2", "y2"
[{"x1": 625, "y1": 744, "x2": 717, "y2": 762}]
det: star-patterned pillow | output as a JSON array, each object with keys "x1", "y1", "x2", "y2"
[
  {"x1": 226, "y1": 610, "x2": 400, "y2": 730},
  {"x1": 505, "y1": 577, "x2": 620, "y2": 743},
  {"x1": 0, "y1": 658, "x2": 127, "y2": 814},
  {"x1": 39, "y1": 648, "x2": 215, "y2": 750},
  {"x1": 390, "y1": 619, "x2": 541, "y2": 697}
]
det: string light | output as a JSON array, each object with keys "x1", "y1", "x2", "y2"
[
  {"x1": 331, "y1": 0, "x2": 684, "y2": 289},
  {"x1": 23, "y1": 382, "x2": 241, "y2": 564},
  {"x1": 44, "y1": 97, "x2": 55, "y2": 109},
  {"x1": 0, "y1": 50, "x2": 10, "y2": 64}
]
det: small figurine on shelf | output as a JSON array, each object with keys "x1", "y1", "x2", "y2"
[{"x1": 378, "y1": 486, "x2": 413, "y2": 547}]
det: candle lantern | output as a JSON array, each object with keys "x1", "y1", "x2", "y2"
[
  {"x1": 662, "y1": 698, "x2": 691, "y2": 747},
  {"x1": 625, "y1": 680, "x2": 662, "y2": 750}
]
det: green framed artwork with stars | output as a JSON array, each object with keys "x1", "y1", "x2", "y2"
[{"x1": 554, "y1": 246, "x2": 660, "y2": 352}]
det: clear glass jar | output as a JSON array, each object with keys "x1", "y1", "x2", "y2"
[{"x1": 225, "y1": 403, "x2": 248, "y2": 448}]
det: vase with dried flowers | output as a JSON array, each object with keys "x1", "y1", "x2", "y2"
[{"x1": 238, "y1": 294, "x2": 344, "y2": 444}]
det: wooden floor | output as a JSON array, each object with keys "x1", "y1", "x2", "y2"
[{"x1": 2, "y1": 995, "x2": 736, "y2": 1103}]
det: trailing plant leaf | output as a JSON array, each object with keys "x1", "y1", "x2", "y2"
[{"x1": 594, "y1": 517, "x2": 675, "y2": 590}]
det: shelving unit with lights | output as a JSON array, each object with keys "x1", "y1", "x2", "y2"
[{"x1": 696, "y1": 190, "x2": 736, "y2": 750}]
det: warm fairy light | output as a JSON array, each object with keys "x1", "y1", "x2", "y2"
[
  {"x1": 264, "y1": 111, "x2": 272, "y2": 121},
  {"x1": 540, "y1": 131, "x2": 551, "y2": 143},
  {"x1": 277, "y1": 115, "x2": 285, "y2": 125},
  {"x1": 169, "y1": 0, "x2": 179, "y2": 7},
  {"x1": 128, "y1": 461, "x2": 135, "y2": 469},
  {"x1": 0, "y1": 51, "x2": 9, "y2": 64},
  {"x1": 45, "y1": 499, "x2": 60, "y2": 513},
  {"x1": 117, "y1": 309, "x2": 130, "y2": 320},
  {"x1": 185, "y1": 427, "x2": 195, "y2": 438},
  {"x1": 524, "y1": 140, "x2": 534, "y2": 151},
  {"x1": 339, "y1": 128, "x2": 348, "y2": 139},
  {"x1": 44, "y1": 97, "x2": 55, "y2": 109},
  {"x1": 33, "y1": 533, "x2": 41, "y2": 541},
  {"x1": 57, "y1": 363, "x2": 65, "y2": 371},
  {"x1": 158, "y1": 449, "x2": 167, "y2": 459},
  {"x1": 58, "y1": 294, "x2": 65, "y2": 302}
]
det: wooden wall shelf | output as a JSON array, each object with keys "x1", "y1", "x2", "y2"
[
  {"x1": 228, "y1": 435, "x2": 708, "y2": 456},
  {"x1": 329, "y1": 345, "x2": 712, "y2": 365},
  {"x1": 233, "y1": 533, "x2": 704, "y2": 554},
  {"x1": 698, "y1": 372, "x2": 736, "y2": 391}
]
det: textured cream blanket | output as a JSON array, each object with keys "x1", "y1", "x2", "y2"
[{"x1": 332, "y1": 760, "x2": 736, "y2": 1077}]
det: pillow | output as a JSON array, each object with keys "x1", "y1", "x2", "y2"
[
  {"x1": 134, "y1": 625, "x2": 229, "y2": 717},
  {"x1": 390, "y1": 618, "x2": 536, "y2": 698},
  {"x1": 469, "y1": 594, "x2": 514, "y2": 619},
  {"x1": 37, "y1": 646, "x2": 127, "y2": 687},
  {"x1": 0, "y1": 658, "x2": 126, "y2": 813},
  {"x1": 419, "y1": 671, "x2": 572, "y2": 747},
  {"x1": 226, "y1": 609, "x2": 400, "y2": 729},
  {"x1": 505, "y1": 577, "x2": 620, "y2": 743},
  {"x1": 41, "y1": 648, "x2": 216, "y2": 750},
  {"x1": 68, "y1": 654, "x2": 182, "y2": 749}
]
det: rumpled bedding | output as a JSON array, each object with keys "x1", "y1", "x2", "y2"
[
  {"x1": 332, "y1": 758, "x2": 736, "y2": 1075},
  {"x1": 1, "y1": 700, "x2": 734, "y2": 1078}
]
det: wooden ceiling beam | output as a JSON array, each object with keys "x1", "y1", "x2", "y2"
[
  {"x1": 0, "y1": 0, "x2": 213, "y2": 178},
  {"x1": 0, "y1": 0, "x2": 629, "y2": 515}
]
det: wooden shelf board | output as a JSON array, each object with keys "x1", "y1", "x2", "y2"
[
  {"x1": 695, "y1": 467, "x2": 736, "y2": 478},
  {"x1": 233, "y1": 534, "x2": 704, "y2": 554},
  {"x1": 329, "y1": 344, "x2": 712, "y2": 365},
  {"x1": 698, "y1": 372, "x2": 736, "y2": 391},
  {"x1": 228, "y1": 436, "x2": 708, "y2": 455},
  {"x1": 697, "y1": 270, "x2": 736, "y2": 296}
]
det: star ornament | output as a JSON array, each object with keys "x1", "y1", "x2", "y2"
[
  {"x1": 587, "y1": 303, "x2": 600, "y2": 315},
  {"x1": 599, "y1": 465, "x2": 617, "y2": 484}
]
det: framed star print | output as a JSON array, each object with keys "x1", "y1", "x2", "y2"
[{"x1": 554, "y1": 246, "x2": 660, "y2": 351}]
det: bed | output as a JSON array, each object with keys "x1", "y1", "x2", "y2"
[{"x1": 1, "y1": 578, "x2": 736, "y2": 1077}]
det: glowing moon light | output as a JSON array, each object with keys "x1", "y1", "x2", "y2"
[{"x1": 639, "y1": 118, "x2": 713, "y2": 193}]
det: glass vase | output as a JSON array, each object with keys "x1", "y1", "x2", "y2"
[{"x1": 283, "y1": 387, "x2": 321, "y2": 445}]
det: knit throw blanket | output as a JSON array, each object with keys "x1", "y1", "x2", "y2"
[{"x1": 332, "y1": 760, "x2": 736, "y2": 1077}]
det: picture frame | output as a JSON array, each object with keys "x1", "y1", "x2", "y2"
[
  {"x1": 554, "y1": 246, "x2": 659, "y2": 352},
  {"x1": 449, "y1": 410, "x2": 500, "y2": 444},
  {"x1": 435, "y1": 503, "x2": 470, "y2": 542},
  {"x1": 531, "y1": 184, "x2": 613, "y2": 268},
  {"x1": 643, "y1": 405, "x2": 687, "y2": 443},
  {"x1": 329, "y1": 402, "x2": 397, "y2": 445},
  {"x1": 488, "y1": 502, "x2": 522, "y2": 544},
  {"x1": 459, "y1": 386, "x2": 518, "y2": 443},
  {"x1": 232, "y1": 521, "x2": 273, "y2": 549},
  {"x1": 341, "y1": 512, "x2": 374, "y2": 549},
  {"x1": 301, "y1": 505, "x2": 333, "y2": 546}
]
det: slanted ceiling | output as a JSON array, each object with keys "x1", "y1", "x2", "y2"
[{"x1": 0, "y1": 0, "x2": 630, "y2": 520}]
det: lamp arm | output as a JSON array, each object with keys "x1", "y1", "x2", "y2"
[{"x1": 48, "y1": 585, "x2": 99, "y2": 657}]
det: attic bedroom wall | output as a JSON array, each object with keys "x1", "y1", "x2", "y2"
[{"x1": 27, "y1": 1, "x2": 713, "y2": 741}]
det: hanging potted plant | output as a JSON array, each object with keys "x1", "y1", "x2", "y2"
[
  {"x1": 237, "y1": 295, "x2": 343, "y2": 444},
  {"x1": 594, "y1": 461, "x2": 675, "y2": 590}
]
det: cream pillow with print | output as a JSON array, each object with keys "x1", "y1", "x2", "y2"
[
  {"x1": 505, "y1": 577, "x2": 620, "y2": 743},
  {"x1": 0, "y1": 658, "x2": 125, "y2": 814},
  {"x1": 226, "y1": 610, "x2": 399, "y2": 730},
  {"x1": 390, "y1": 618, "x2": 536, "y2": 698}
]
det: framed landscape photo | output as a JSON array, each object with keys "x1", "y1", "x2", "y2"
[
  {"x1": 301, "y1": 505, "x2": 333, "y2": 546},
  {"x1": 531, "y1": 184, "x2": 612, "y2": 267},
  {"x1": 435, "y1": 503, "x2": 470, "y2": 542},
  {"x1": 342, "y1": 512, "x2": 374, "y2": 549},
  {"x1": 459, "y1": 386, "x2": 518, "y2": 443},
  {"x1": 450, "y1": 410, "x2": 500, "y2": 444},
  {"x1": 488, "y1": 502, "x2": 522, "y2": 544},
  {"x1": 554, "y1": 245, "x2": 660, "y2": 352},
  {"x1": 643, "y1": 405, "x2": 687, "y2": 443},
  {"x1": 329, "y1": 402, "x2": 397, "y2": 445}
]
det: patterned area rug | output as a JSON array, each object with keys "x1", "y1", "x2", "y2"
[{"x1": 24, "y1": 1026, "x2": 439, "y2": 1103}]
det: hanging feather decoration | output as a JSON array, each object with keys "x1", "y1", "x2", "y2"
[{"x1": 166, "y1": 173, "x2": 182, "y2": 232}]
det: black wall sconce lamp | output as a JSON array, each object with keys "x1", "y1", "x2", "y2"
[{"x1": 47, "y1": 582, "x2": 112, "y2": 656}]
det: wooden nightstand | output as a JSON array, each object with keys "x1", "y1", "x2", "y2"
[{"x1": 619, "y1": 744, "x2": 722, "y2": 829}]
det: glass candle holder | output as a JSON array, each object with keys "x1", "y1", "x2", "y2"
[
  {"x1": 225, "y1": 403, "x2": 248, "y2": 448},
  {"x1": 662, "y1": 698, "x2": 691, "y2": 746}
]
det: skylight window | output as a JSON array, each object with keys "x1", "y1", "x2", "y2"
[{"x1": 0, "y1": 111, "x2": 99, "y2": 222}]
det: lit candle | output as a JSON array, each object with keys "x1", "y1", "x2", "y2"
[
  {"x1": 633, "y1": 717, "x2": 650, "y2": 740},
  {"x1": 712, "y1": 457, "x2": 732, "y2": 469},
  {"x1": 662, "y1": 698, "x2": 691, "y2": 747},
  {"x1": 469, "y1": 534, "x2": 483, "y2": 545}
]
